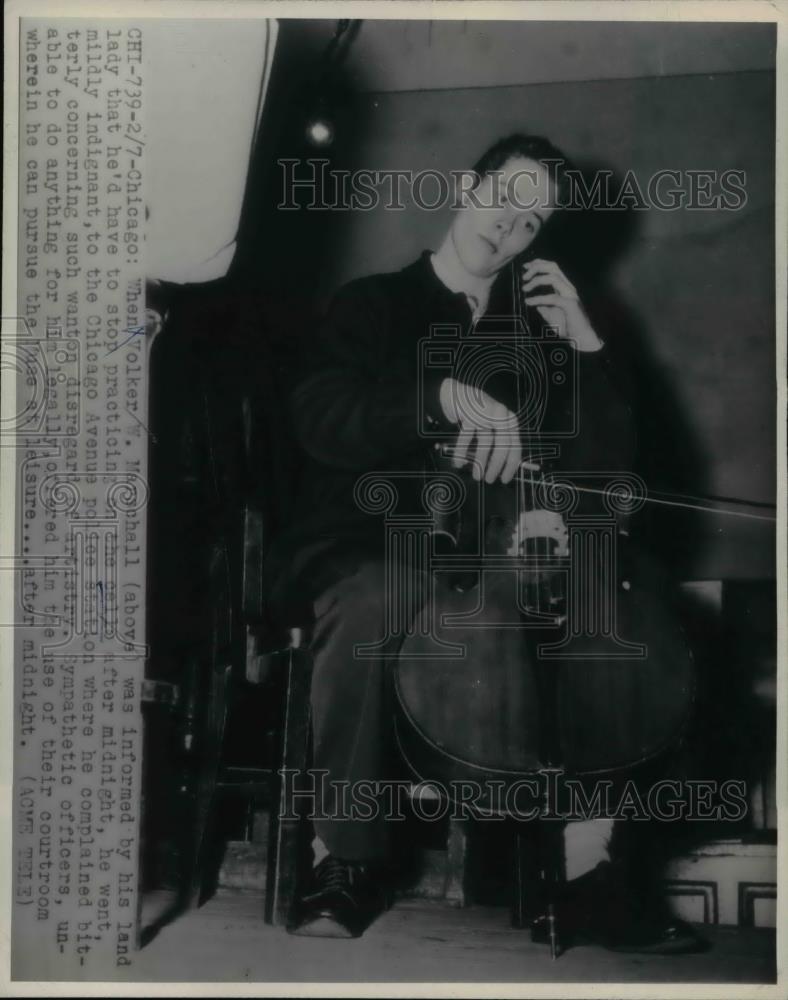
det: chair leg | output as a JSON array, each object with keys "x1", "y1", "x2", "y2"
[
  {"x1": 180, "y1": 661, "x2": 232, "y2": 911},
  {"x1": 265, "y1": 646, "x2": 312, "y2": 926},
  {"x1": 538, "y1": 820, "x2": 567, "y2": 959},
  {"x1": 511, "y1": 821, "x2": 541, "y2": 928},
  {"x1": 444, "y1": 818, "x2": 469, "y2": 907}
]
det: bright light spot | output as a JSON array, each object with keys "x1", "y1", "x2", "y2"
[{"x1": 306, "y1": 119, "x2": 333, "y2": 147}]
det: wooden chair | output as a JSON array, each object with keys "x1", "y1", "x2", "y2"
[
  {"x1": 140, "y1": 280, "x2": 542, "y2": 937},
  {"x1": 140, "y1": 279, "x2": 304, "y2": 930}
]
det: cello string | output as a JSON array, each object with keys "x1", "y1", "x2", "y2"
[
  {"x1": 521, "y1": 282, "x2": 541, "y2": 614},
  {"x1": 515, "y1": 259, "x2": 542, "y2": 616},
  {"x1": 534, "y1": 464, "x2": 546, "y2": 616},
  {"x1": 540, "y1": 463, "x2": 560, "y2": 613}
]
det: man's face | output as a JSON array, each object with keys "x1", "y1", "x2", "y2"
[{"x1": 451, "y1": 156, "x2": 556, "y2": 279}]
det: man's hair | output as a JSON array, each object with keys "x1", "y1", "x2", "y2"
[{"x1": 471, "y1": 133, "x2": 573, "y2": 208}]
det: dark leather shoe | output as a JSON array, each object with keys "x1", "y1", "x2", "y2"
[
  {"x1": 530, "y1": 861, "x2": 709, "y2": 956},
  {"x1": 590, "y1": 914, "x2": 709, "y2": 955},
  {"x1": 287, "y1": 856, "x2": 387, "y2": 939}
]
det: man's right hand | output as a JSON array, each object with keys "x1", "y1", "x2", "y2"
[{"x1": 439, "y1": 377, "x2": 522, "y2": 484}]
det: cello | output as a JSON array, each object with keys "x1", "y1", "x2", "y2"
[{"x1": 392, "y1": 258, "x2": 699, "y2": 955}]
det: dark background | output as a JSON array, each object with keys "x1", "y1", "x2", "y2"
[{"x1": 234, "y1": 18, "x2": 777, "y2": 581}]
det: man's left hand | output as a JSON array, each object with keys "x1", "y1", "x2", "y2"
[{"x1": 522, "y1": 259, "x2": 603, "y2": 353}]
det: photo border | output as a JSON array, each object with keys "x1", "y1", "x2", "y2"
[{"x1": 2, "y1": 1, "x2": 785, "y2": 996}]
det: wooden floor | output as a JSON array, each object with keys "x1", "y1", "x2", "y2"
[{"x1": 130, "y1": 889, "x2": 777, "y2": 984}]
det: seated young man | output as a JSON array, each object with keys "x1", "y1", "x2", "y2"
[{"x1": 267, "y1": 133, "x2": 705, "y2": 954}]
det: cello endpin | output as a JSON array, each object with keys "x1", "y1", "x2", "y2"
[{"x1": 548, "y1": 902, "x2": 559, "y2": 960}]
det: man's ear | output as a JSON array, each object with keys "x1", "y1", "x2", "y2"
[{"x1": 452, "y1": 170, "x2": 480, "y2": 210}]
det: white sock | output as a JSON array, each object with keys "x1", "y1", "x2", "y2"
[
  {"x1": 563, "y1": 818, "x2": 614, "y2": 881},
  {"x1": 312, "y1": 834, "x2": 329, "y2": 867}
]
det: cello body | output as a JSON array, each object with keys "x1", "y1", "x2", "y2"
[
  {"x1": 394, "y1": 268, "x2": 696, "y2": 808},
  {"x1": 395, "y1": 523, "x2": 695, "y2": 803}
]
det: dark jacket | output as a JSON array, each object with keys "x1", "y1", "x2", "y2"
[{"x1": 266, "y1": 252, "x2": 634, "y2": 592}]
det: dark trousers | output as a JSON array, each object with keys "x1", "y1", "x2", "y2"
[
  {"x1": 269, "y1": 540, "x2": 680, "y2": 876},
  {"x1": 271, "y1": 541, "x2": 429, "y2": 861}
]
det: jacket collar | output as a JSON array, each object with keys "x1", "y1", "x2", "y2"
[{"x1": 405, "y1": 250, "x2": 518, "y2": 320}]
